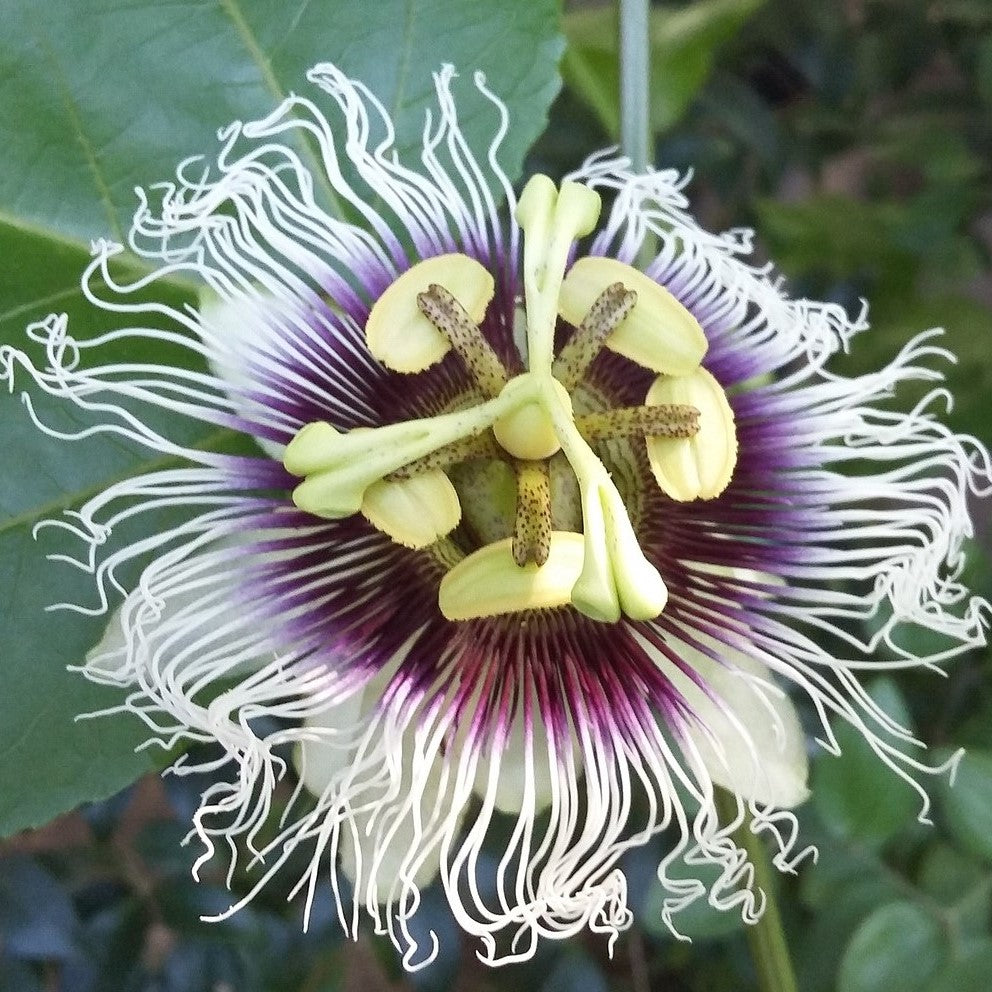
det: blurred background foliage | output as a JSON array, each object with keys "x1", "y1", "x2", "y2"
[{"x1": 2, "y1": 0, "x2": 991, "y2": 990}]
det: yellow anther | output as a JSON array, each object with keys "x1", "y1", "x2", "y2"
[
  {"x1": 552, "y1": 281, "x2": 638, "y2": 391},
  {"x1": 558, "y1": 257, "x2": 708, "y2": 376},
  {"x1": 439, "y1": 532, "x2": 585, "y2": 621},
  {"x1": 416, "y1": 283, "x2": 508, "y2": 397},
  {"x1": 365, "y1": 253, "x2": 495, "y2": 373},
  {"x1": 361, "y1": 470, "x2": 461, "y2": 549},
  {"x1": 645, "y1": 367, "x2": 738, "y2": 501}
]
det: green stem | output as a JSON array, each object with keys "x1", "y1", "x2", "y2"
[
  {"x1": 618, "y1": 0, "x2": 651, "y2": 173},
  {"x1": 715, "y1": 789, "x2": 799, "y2": 992},
  {"x1": 618, "y1": 0, "x2": 656, "y2": 267}
]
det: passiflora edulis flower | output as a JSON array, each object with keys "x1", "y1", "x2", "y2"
[{"x1": 4, "y1": 64, "x2": 990, "y2": 968}]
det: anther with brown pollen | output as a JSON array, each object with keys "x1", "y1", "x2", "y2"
[
  {"x1": 553, "y1": 281, "x2": 637, "y2": 391},
  {"x1": 416, "y1": 283, "x2": 509, "y2": 398}
]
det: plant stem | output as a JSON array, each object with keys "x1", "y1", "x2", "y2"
[
  {"x1": 618, "y1": 0, "x2": 655, "y2": 267},
  {"x1": 618, "y1": 0, "x2": 651, "y2": 173},
  {"x1": 715, "y1": 789, "x2": 799, "y2": 992}
]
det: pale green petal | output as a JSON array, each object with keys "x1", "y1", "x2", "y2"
[{"x1": 649, "y1": 632, "x2": 809, "y2": 808}]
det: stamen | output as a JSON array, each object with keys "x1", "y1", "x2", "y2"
[
  {"x1": 438, "y1": 533, "x2": 585, "y2": 621},
  {"x1": 365, "y1": 253, "x2": 495, "y2": 373},
  {"x1": 416, "y1": 284, "x2": 508, "y2": 398},
  {"x1": 576, "y1": 404, "x2": 700, "y2": 443},
  {"x1": 645, "y1": 367, "x2": 738, "y2": 502},
  {"x1": 361, "y1": 470, "x2": 461, "y2": 549},
  {"x1": 552, "y1": 282, "x2": 637, "y2": 391},
  {"x1": 512, "y1": 460, "x2": 552, "y2": 566},
  {"x1": 558, "y1": 257, "x2": 708, "y2": 376}
]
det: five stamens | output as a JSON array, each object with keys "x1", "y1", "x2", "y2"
[{"x1": 284, "y1": 176, "x2": 738, "y2": 623}]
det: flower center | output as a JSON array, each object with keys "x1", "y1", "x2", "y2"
[{"x1": 283, "y1": 176, "x2": 738, "y2": 624}]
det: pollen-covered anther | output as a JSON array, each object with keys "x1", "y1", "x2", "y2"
[
  {"x1": 575, "y1": 403, "x2": 700, "y2": 443},
  {"x1": 552, "y1": 281, "x2": 637, "y2": 391},
  {"x1": 512, "y1": 460, "x2": 552, "y2": 566},
  {"x1": 361, "y1": 470, "x2": 461, "y2": 549},
  {"x1": 365, "y1": 253, "x2": 495, "y2": 373},
  {"x1": 438, "y1": 532, "x2": 585, "y2": 620},
  {"x1": 558, "y1": 256, "x2": 708, "y2": 376},
  {"x1": 645, "y1": 367, "x2": 738, "y2": 501},
  {"x1": 416, "y1": 283, "x2": 508, "y2": 398}
]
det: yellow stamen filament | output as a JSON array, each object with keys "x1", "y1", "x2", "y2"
[
  {"x1": 365, "y1": 253, "x2": 495, "y2": 373},
  {"x1": 645, "y1": 367, "x2": 738, "y2": 501},
  {"x1": 416, "y1": 283, "x2": 508, "y2": 398},
  {"x1": 552, "y1": 282, "x2": 637, "y2": 391},
  {"x1": 512, "y1": 460, "x2": 552, "y2": 566},
  {"x1": 558, "y1": 256, "x2": 708, "y2": 376}
]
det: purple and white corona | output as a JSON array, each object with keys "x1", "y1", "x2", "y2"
[{"x1": 4, "y1": 65, "x2": 990, "y2": 966}]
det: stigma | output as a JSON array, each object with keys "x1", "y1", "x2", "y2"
[{"x1": 282, "y1": 176, "x2": 738, "y2": 624}]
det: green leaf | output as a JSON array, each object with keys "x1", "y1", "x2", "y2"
[
  {"x1": 795, "y1": 823, "x2": 905, "y2": 992},
  {"x1": 811, "y1": 678, "x2": 921, "y2": 848},
  {"x1": 0, "y1": 0, "x2": 564, "y2": 837},
  {"x1": 935, "y1": 749, "x2": 992, "y2": 865},
  {"x1": 978, "y1": 38, "x2": 992, "y2": 105},
  {"x1": 754, "y1": 196, "x2": 919, "y2": 295},
  {"x1": 925, "y1": 940, "x2": 992, "y2": 992},
  {"x1": 0, "y1": 221, "x2": 224, "y2": 838},
  {"x1": 563, "y1": 0, "x2": 765, "y2": 138},
  {"x1": 838, "y1": 901, "x2": 947, "y2": 992},
  {"x1": 916, "y1": 843, "x2": 989, "y2": 909},
  {"x1": 1, "y1": 0, "x2": 563, "y2": 245}
]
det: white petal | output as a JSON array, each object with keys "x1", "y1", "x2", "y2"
[
  {"x1": 198, "y1": 291, "x2": 285, "y2": 461},
  {"x1": 293, "y1": 690, "x2": 368, "y2": 799},
  {"x1": 473, "y1": 707, "x2": 572, "y2": 814},
  {"x1": 340, "y1": 745, "x2": 465, "y2": 902},
  {"x1": 84, "y1": 603, "x2": 130, "y2": 675},
  {"x1": 649, "y1": 632, "x2": 809, "y2": 808},
  {"x1": 294, "y1": 660, "x2": 399, "y2": 799},
  {"x1": 85, "y1": 535, "x2": 277, "y2": 681}
]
